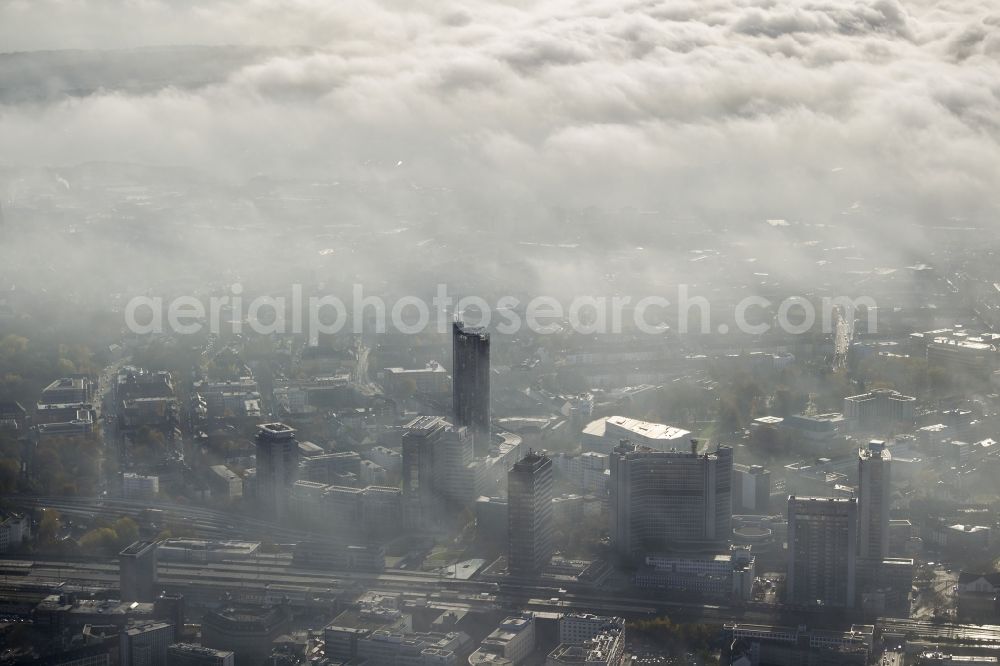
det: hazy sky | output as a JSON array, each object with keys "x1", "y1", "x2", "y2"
[{"x1": 1, "y1": 0, "x2": 998, "y2": 233}]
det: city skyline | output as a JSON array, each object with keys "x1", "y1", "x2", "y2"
[{"x1": 1, "y1": 0, "x2": 999, "y2": 664}]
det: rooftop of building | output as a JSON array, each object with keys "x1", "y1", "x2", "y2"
[
  {"x1": 859, "y1": 439, "x2": 892, "y2": 461},
  {"x1": 328, "y1": 607, "x2": 408, "y2": 633},
  {"x1": 612, "y1": 438, "x2": 728, "y2": 459},
  {"x1": 203, "y1": 604, "x2": 292, "y2": 630},
  {"x1": 477, "y1": 495, "x2": 508, "y2": 505},
  {"x1": 298, "y1": 441, "x2": 325, "y2": 455},
  {"x1": 36, "y1": 594, "x2": 154, "y2": 617},
  {"x1": 361, "y1": 629, "x2": 467, "y2": 654},
  {"x1": 561, "y1": 613, "x2": 625, "y2": 627},
  {"x1": 482, "y1": 618, "x2": 534, "y2": 648},
  {"x1": 295, "y1": 479, "x2": 330, "y2": 490},
  {"x1": 168, "y1": 644, "x2": 235, "y2": 658},
  {"x1": 920, "y1": 654, "x2": 999, "y2": 664},
  {"x1": 122, "y1": 396, "x2": 175, "y2": 404},
  {"x1": 547, "y1": 632, "x2": 623, "y2": 664},
  {"x1": 0, "y1": 511, "x2": 27, "y2": 525},
  {"x1": 788, "y1": 495, "x2": 856, "y2": 507},
  {"x1": 498, "y1": 615, "x2": 533, "y2": 631},
  {"x1": 490, "y1": 431, "x2": 523, "y2": 455},
  {"x1": 513, "y1": 451, "x2": 551, "y2": 471},
  {"x1": 468, "y1": 650, "x2": 514, "y2": 665},
  {"x1": 120, "y1": 540, "x2": 157, "y2": 556},
  {"x1": 579, "y1": 450, "x2": 608, "y2": 459},
  {"x1": 209, "y1": 464, "x2": 241, "y2": 480},
  {"x1": 124, "y1": 620, "x2": 173, "y2": 636},
  {"x1": 403, "y1": 415, "x2": 449, "y2": 432},
  {"x1": 159, "y1": 538, "x2": 259, "y2": 554},
  {"x1": 929, "y1": 336, "x2": 998, "y2": 351},
  {"x1": 587, "y1": 415, "x2": 690, "y2": 441},
  {"x1": 784, "y1": 412, "x2": 845, "y2": 424},
  {"x1": 258, "y1": 422, "x2": 296, "y2": 438},
  {"x1": 644, "y1": 549, "x2": 753, "y2": 567},
  {"x1": 734, "y1": 462, "x2": 769, "y2": 474},
  {"x1": 35, "y1": 401, "x2": 92, "y2": 411},
  {"x1": 453, "y1": 320, "x2": 489, "y2": 340},
  {"x1": 43, "y1": 377, "x2": 88, "y2": 392},
  {"x1": 845, "y1": 389, "x2": 916, "y2": 402},
  {"x1": 947, "y1": 524, "x2": 990, "y2": 533}
]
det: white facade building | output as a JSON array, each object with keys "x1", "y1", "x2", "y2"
[
  {"x1": 559, "y1": 615, "x2": 624, "y2": 645},
  {"x1": 548, "y1": 614, "x2": 625, "y2": 666},
  {"x1": 553, "y1": 452, "x2": 609, "y2": 494},
  {"x1": 0, "y1": 512, "x2": 29, "y2": 553},
  {"x1": 634, "y1": 547, "x2": 755, "y2": 601},
  {"x1": 123, "y1": 473, "x2": 160, "y2": 500},
  {"x1": 475, "y1": 615, "x2": 536, "y2": 665}
]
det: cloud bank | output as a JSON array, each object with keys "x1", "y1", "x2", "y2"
[{"x1": 0, "y1": 0, "x2": 998, "y2": 296}]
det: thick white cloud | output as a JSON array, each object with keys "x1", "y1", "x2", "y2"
[{"x1": 0, "y1": 0, "x2": 997, "y2": 237}]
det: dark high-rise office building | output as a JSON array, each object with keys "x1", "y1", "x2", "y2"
[
  {"x1": 786, "y1": 496, "x2": 857, "y2": 608},
  {"x1": 254, "y1": 423, "x2": 299, "y2": 520},
  {"x1": 435, "y1": 424, "x2": 475, "y2": 506},
  {"x1": 855, "y1": 441, "x2": 913, "y2": 617},
  {"x1": 120, "y1": 621, "x2": 175, "y2": 666},
  {"x1": 402, "y1": 415, "x2": 447, "y2": 527},
  {"x1": 401, "y1": 416, "x2": 476, "y2": 526},
  {"x1": 609, "y1": 439, "x2": 732, "y2": 560},
  {"x1": 120, "y1": 540, "x2": 158, "y2": 603},
  {"x1": 452, "y1": 320, "x2": 491, "y2": 455},
  {"x1": 155, "y1": 593, "x2": 185, "y2": 634},
  {"x1": 508, "y1": 452, "x2": 554, "y2": 575},
  {"x1": 858, "y1": 439, "x2": 891, "y2": 561}
]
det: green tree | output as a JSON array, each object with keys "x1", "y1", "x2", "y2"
[
  {"x1": 79, "y1": 527, "x2": 118, "y2": 554},
  {"x1": 37, "y1": 509, "x2": 61, "y2": 545},
  {"x1": 0, "y1": 457, "x2": 19, "y2": 493},
  {"x1": 113, "y1": 517, "x2": 140, "y2": 547}
]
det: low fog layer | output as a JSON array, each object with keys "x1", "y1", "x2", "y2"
[{"x1": 0, "y1": 0, "x2": 998, "y2": 299}]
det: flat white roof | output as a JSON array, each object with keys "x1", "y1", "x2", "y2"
[{"x1": 586, "y1": 415, "x2": 690, "y2": 441}]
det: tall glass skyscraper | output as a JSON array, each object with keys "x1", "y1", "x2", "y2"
[
  {"x1": 609, "y1": 439, "x2": 732, "y2": 560},
  {"x1": 508, "y1": 452, "x2": 554, "y2": 575},
  {"x1": 452, "y1": 320, "x2": 491, "y2": 455},
  {"x1": 858, "y1": 439, "x2": 891, "y2": 561},
  {"x1": 786, "y1": 496, "x2": 858, "y2": 608}
]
